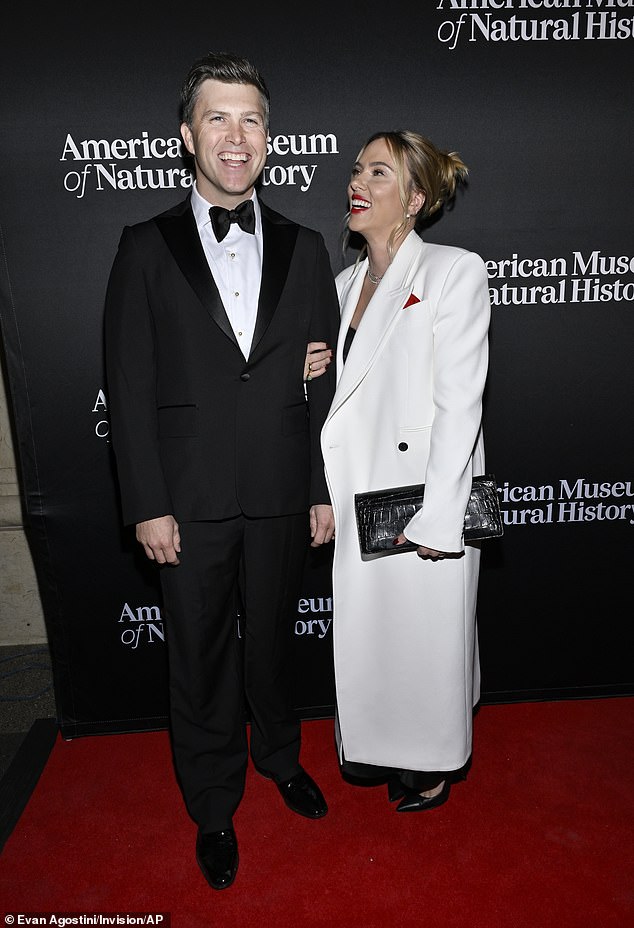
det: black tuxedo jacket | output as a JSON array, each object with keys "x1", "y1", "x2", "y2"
[{"x1": 104, "y1": 195, "x2": 339, "y2": 526}]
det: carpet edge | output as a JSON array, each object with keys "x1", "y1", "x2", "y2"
[{"x1": 0, "y1": 717, "x2": 59, "y2": 853}]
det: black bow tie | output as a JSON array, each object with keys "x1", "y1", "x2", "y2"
[{"x1": 209, "y1": 199, "x2": 256, "y2": 242}]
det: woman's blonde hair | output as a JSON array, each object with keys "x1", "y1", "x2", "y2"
[{"x1": 345, "y1": 129, "x2": 468, "y2": 261}]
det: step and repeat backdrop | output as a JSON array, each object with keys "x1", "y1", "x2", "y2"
[{"x1": 1, "y1": 2, "x2": 632, "y2": 737}]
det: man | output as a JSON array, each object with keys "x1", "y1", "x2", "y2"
[{"x1": 104, "y1": 51, "x2": 338, "y2": 891}]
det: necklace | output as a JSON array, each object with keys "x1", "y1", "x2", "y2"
[{"x1": 367, "y1": 268, "x2": 383, "y2": 284}]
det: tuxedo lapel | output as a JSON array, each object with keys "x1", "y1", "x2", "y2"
[
  {"x1": 251, "y1": 208, "x2": 299, "y2": 354},
  {"x1": 157, "y1": 199, "x2": 299, "y2": 356},
  {"x1": 156, "y1": 202, "x2": 239, "y2": 349}
]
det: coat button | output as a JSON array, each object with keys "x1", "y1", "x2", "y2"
[
  {"x1": 398, "y1": 442, "x2": 408, "y2": 451},
  {"x1": 240, "y1": 373, "x2": 250, "y2": 382}
]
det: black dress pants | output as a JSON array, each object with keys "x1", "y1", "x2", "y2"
[{"x1": 160, "y1": 512, "x2": 308, "y2": 832}]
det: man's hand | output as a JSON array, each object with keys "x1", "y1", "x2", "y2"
[
  {"x1": 309, "y1": 504, "x2": 335, "y2": 547},
  {"x1": 136, "y1": 515, "x2": 181, "y2": 565}
]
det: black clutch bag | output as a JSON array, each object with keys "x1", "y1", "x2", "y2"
[{"x1": 354, "y1": 474, "x2": 504, "y2": 557}]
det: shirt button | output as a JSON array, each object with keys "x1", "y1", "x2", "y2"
[
  {"x1": 230, "y1": 253, "x2": 236, "y2": 259},
  {"x1": 234, "y1": 291, "x2": 240, "y2": 297},
  {"x1": 398, "y1": 442, "x2": 409, "y2": 451},
  {"x1": 240, "y1": 373, "x2": 250, "y2": 382}
]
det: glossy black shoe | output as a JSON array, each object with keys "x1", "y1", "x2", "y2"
[
  {"x1": 387, "y1": 775, "x2": 407, "y2": 803},
  {"x1": 196, "y1": 827, "x2": 239, "y2": 890},
  {"x1": 396, "y1": 779, "x2": 451, "y2": 812},
  {"x1": 276, "y1": 768, "x2": 328, "y2": 818}
]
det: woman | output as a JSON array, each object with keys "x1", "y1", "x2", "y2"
[{"x1": 321, "y1": 130, "x2": 491, "y2": 811}]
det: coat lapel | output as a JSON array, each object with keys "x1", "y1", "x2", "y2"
[
  {"x1": 328, "y1": 232, "x2": 424, "y2": 419},
  {"x1": 156, "y1": 198, "x2": 298, "y2": 357},
  {"x1": 156, "y1": 200, "x2": 239, "y2": 348},
  {"x1": 251, "y1": 206, "x2": 298, "y2": 354}
]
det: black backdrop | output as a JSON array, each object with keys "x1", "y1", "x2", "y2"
[{"x1": 1, "y1": 2, "x2": 632, "y2": 737}]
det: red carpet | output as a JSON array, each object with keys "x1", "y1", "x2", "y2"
[{"x1": 1, "y1": 699, "x2": 633, "y2": 928}]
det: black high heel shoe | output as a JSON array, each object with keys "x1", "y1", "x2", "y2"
[
  {"x1": 387, "y1": 775, "x2": 407, "y2": 803},
  {"x1": 396, "y1": 779, "x2": 451, "y2": 813}
]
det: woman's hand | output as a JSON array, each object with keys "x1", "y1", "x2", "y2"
[
  {"x1": 415, "y1": 545, "x2": 447, "y2": 560},
  {"x1": 304, "y1": 341, "x2": 332, "y2": 381},
  {"x1": 393, "y1": 533, "x2": 454, "y2": 560}
]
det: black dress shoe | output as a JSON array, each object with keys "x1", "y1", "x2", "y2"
[
  {"x1": 196, "y1": 827, "x2": 239, "y2": 890},
  {"x1": 276, "y1": 768, "x2": 328, "y2": 818},
  {"x1": 396, "y1": 779, "x2": 451, "y2": 813}
]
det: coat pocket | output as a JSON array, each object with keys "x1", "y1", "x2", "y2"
[
  {"x1": 282, "y1": 402, "x2": 309, "y2": 436},
  {"x1": 396, "y1": 298, "x2": 431, "y2": 331}
]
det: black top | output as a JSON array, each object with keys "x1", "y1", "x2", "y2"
[{"x1": 342, "y1": 325, "x2": 356, "y2": 364}]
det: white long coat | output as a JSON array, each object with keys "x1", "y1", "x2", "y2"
[{"x1": 321, "y1": 231, "x2": 491, "y2": 772}]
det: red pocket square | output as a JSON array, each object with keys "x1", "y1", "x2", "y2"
[{"x1": 403, "y1": 293, "x2": 421, "y2": 308}]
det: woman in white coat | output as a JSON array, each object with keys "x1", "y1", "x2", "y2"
[{"x1": 321, "y1": 130, "x2": 491, "y2": 812}]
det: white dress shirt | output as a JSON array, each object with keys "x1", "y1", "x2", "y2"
[{"x1": 191, "y1": 183, "x2": 263, "y2": 359}]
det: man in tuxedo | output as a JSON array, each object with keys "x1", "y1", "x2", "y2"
[{"x1": 104, "y1": 51, "x2": 338, "y2": 890}]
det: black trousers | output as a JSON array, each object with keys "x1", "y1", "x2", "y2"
[
  {"x1": 160, "y1": 512, "x2": 308, "y2": 832},
  {"x1": 340, "y1": 755, "x2": 469, "y2": 791}
]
